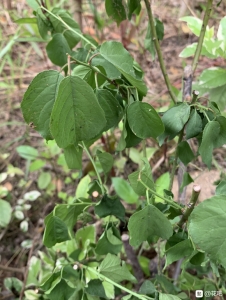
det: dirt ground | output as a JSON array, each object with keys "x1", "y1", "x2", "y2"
[{"x1": 1, "y1": 0, "x2": 226, "y2": 298}]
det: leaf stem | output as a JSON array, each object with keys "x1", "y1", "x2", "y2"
[
  {"x1": 81, "y1": 142, "x2": 105, "y2": 195},
  {"x1": 78, "y1": 263, "x2": 153, "y2": 300},
  {"x1": 40, "y1": 6, "x2": 97, "y2": 49},
  {"x1": 143, "y1": 0, "x2": 177, "y2": 104},
  {"x1": 192, "y1": 0, "x2": 213, "y2": 73},
  {"x1": 138, "y1": 177, "x2": 181, "y2": 210},
  {"x1": 168, "y1": 129, "x2": 184, "y2": 192}
]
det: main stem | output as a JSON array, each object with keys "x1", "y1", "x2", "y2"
[
  {"x1": 192, "y1": 0, "x2": 213, "y2": 73},
  {"x1": 143, "y1": 0, "x2": 177, "y2": 104}
]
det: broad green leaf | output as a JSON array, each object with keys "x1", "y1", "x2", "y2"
[
  {"x1": 125, "y1": 120, "x2": 142, "y2": 148},
  {"x1": 155, "y1": 172, "x2": 170, "y2": 203},
  {"x1": 95, "y1": 226, "x2": 122, "y2": 255},
  {"x1": 0, "y1": 199, "x2": 12, "y2": 227},
  {"x1": 178, "y1": 141, "x2": 195, "y2": 165},
  {"x1": 46, "y1": 33, "x2": 71, "y2": 67},
  {"x1": 127, "y1": 102, "x2": 164, "y2": 139},
  {"x1": 165, "y1": 239, "x2": 194, "y2": 267},
  {"x1": 94, "y1": 194, "x2": 125, "y2": 222},
  {"x1": 54, "y1": 203, "x2": 88, "y2": 229},
  {"x1": 75, "y1": 225, "x2": 95, "y2": 259},
  {"x1": 26, "y1": 256, "x2": 41, "y2": 286},
  {"x1": 43, "y1": 216, "x2": 70, "y2": 247},
  {"x1": 50, "y1": 76, "x2": 106, "y2": 148},
  {"x1": 213, "y1": 116, "x2": 226, "y2": 148},
  {"x1": 199, "y1": 121, "x2": 220, "y2": 169},
  {"x1": 29, "y1": 159, "x2": 46, "y2": 171},
  {"x1": 76, "y1": 175, "x2": 91, "y2": 198},
  {"x1": 100, "y1": 41, "x2": 147, "y2": 95},
  {"x1": 49, "y1": 8, "x2": 81, "y2": 48},
  {"x1": 99, "y1": 253, "x2": 137, "y2": 283},
  {"x1": 24, "y1": 190, "x2": 41, "y2": 201},
  {"x1": 159, "y1": 103, "x2": 190, "y2": 144},
  {"x1": 38, "y1": 172, "x2": 51, "y2": 189},
  {"x1": 92, "y1": 55, "x2": 121, "y2": 79},
  {"x1": 37, "y1": 9, "x2": 50, "y2": 40},
  {"x1": 96, "y1": 89, "x2": 123, "y2": 131},
  {"x1": 159, "y1": 294, "x2": 181, "y2": 300},
  {"x1": 16, "y1": 145, "x2": 38, "y2": 160},
  {"x1": 85, "y1": 279, "x2": 107, "y2": 299},
  {"x1": 188, "y1": 195, "x2": 226, "y2": 269},
  {"x1": 64, "y1": 144, "x2": 83, "y2": 169},
  {"x1": 127, "y1": 0, "x2": 141, "y2": 19},
  {"x1": 4, "y1": 277, "x2": 23, "y2": 294},
  {"x1": 199, "y1": 67, "x2": 226, "y2": 89},
  {"x1": 139, "y1": 280, "x2": 156, "y2": 295},
  {"x1": 144, "y1": 23, "x2": 155, "y2": 59},
  {"x1": 128, "y1": 205, "x2": 173, "y2": 247},
  {"x1": 105, "y1": 0, "x2": 126, "y2": 26},
  {"x1": 180, "y1": 16, "x2": 213, "y2": 39},
  {"x1": 209, "y1": 84, "x2": 226, "y2": 111},
  {"x1": 179, "y1": 172, "x2": 194, "y2": 192},
  {"x1": 217, "y1": 16, "x2": 226, "y2": 50},
  {"x1": 47, "y1": 279, "x2": 74, "y2": 300},
  {"x1": 96, "y1": 150, "x2": 114, "y2": 174},
  {"x1": 156, "y1": 18, "x2": 164, "y2": 40},
  {"x1": 185, "y1": 109, "x2": 202, "y2": 139},
  {"x1": 26, "y1": 0, "x2": 40, "y2": 10},
  {"x1": 215, "y1": 180, "x2": 226, "y2": 195},
  {"x1": 21, "y1": 70, "x2": 63, "y2": 140},
  {"x1": 112, "y1": 177, "x2": 139, "y2": 204}
]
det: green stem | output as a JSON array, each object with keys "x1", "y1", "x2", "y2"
[
  {"x1": 143, "y1": 0, "x2": 177, "y2": 104},
  {"x1": 138, "y1": 177, "x2": 182, "y2": 210},
  {"x1": 192, "y1": 0, "x2": 213, "y2": 73},
  {"x1": 168, "y1": 130, "x2": 184, "y2": 192},
  {"x1": 177, "y1": 185, "x2": 201, "y2": 227},
  {"x1": 94, "y1": 72, "x2": 98, "y2": 88},
  {"x1": 40, "y1": 6, "x2": 97, "y2": 49},
  {"x1": 80, "y1": 264, "x2": 153, "y2": 300},
  {"x1": 81, "y1": 142, "x2": 105, "y2": 195}
]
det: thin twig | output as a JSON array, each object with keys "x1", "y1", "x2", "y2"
[
  {"x1": 0, "y1": 265, "x2": 24, "y2": 274},
  {"x1": 192, "y1": 0, "x2": 213, "y2": 73},
  {"x1": 143, "y1": 0, "x2": 177, "y2": 104}
]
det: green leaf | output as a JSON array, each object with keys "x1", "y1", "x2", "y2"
[
  {"x1": 96, "y1": 89, "x2": 123, "y2": 131},
  {"x1": 125, "y1": 120, "x2": 142, "y2": 148},
  {"x1": 64, "y1": 144, "x2": 83, "y2": 169},
  {"x1": 156, "y1": 18, "x2": 164, "y2": 40},
  {"x1": 105, "y1": 0, "x2": 126, "y2": 26},
  {"x1": 95, "y1": 226, "x2": 122, "y2": 255},
  {"x1": 21, "y1": 70, "x2": 63, "y2": 140},
  {"x1": 127, "y1": 102, "x2": 164, "y2": 139},
  {"x1": 217, "y1": 16, "x2": 226, "y2": 50},
  {"x1": 112, "y1": 177, "x2": 139, "y2": 204},
  {"x1": 213, "y1": 116, "x2": 226, "y2": 148},
  {"x1": 4, "y1": 277, "x2": 23, "y2": 294},
  {"x1": 179, "y1": 172, "x2": 194, "y2": 192},
  {"x1": 199, "y1": 67, "x2": 226, "y2": 89},
  {"x1": 95, "y1": 194, "x2": 125, "y2": 222},
  {"x1": 0, "y1": 199, "x2": 12, "y2": 227},
  {"x1": 144, "y1": 23, "x2": 155, "y2": 59},
  {"x1": 128, "y1": 205, "x2": 173, "y2": 248},
  {"x1": 165, "y1": 239, "x2": 194, "y2": 267},
  {"x1": 37, "y1": 9, "x2": 50, "y2": 40},
  {"x1": 49, "y1": 8, "x2": 81, "y2": 48},
  {"x1": 188, "y1": 195, "x2": 226, "y2": 269},
  {"x1": 159, "y1": 103, "x2": 190, "y2": 144},
  {"x1": 100, "y1": 41, "x2": 147, "y2": 95},
  {"x1": 185, "y1": 109, "x2": 202, "y2": 139},
  {"x1": 26, "y1": 256, "x2": 41, "y2": 286},
  {"x1": 209, "y1": 84, "x2": 226, "y2": 111},
  {"x1": 178, "y1": 141, "x2": 195, "y2": 165},
  {"x1": 16, "y1": 145, "x2": 38, "y2": 160},
  {"x1": 14, "y1": 17, "x2": 37, "y2": 24},
  {"x1": 76, "y1": 175, "x2": 91, "y2": 198},
  {"x1": 50, "y1": 76, "x2": 106, "y2": 148},
  {"x1": 199, "y1": 121, "x2": 220, "y2": 169},
  {"x1": 38, "y1": 172, "x2": 51, "y2": 189},
  {"x1": 99, "y1": 253, "x2": 137, "y2": 283},
  {"x1": 85, "y1": 279, "x2": 108, "y2": 299},
  {"x1": 47, "y1": 279, "x2": 74, "y2": 300},
  {"x1": 46, "y1": 33, "x2": 71, "y2": 67},
  {"x1": 96, "y1": 150, "x2": 114, "y2": 174},
  {"x1": 139, "y1": 280, "x2": 156, "y2": 295},
  {"x1": 92, "y1": 55, "x2": 121, "y2": 79},
  {"x1": 43, "y1": 216, "x2": 70, "y2": 247},
  {"x1": 127, "y1": 0, "x2": 141, "y2": 19},
  {"x1": 215, "y1": 180, "x2": 226, "y2": 195},
  {"x1": 159, "y1": 294, "x2": 181, "y2": 300},
  {"x1": 54, "y1": 202, "x2": 88, "y2": 229}
]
